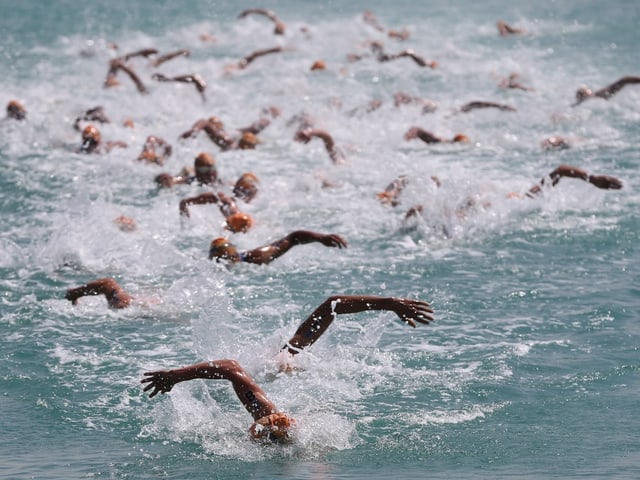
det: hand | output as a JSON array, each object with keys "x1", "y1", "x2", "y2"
[
  {"x1": 141, "y1": 370, "x2": 178, "y2": 398},
  {"x1": 179, "y1": 200, "x2": 190, "y2": 217},
  {"x1": 391, "y1": 298, "x2": 434, "y2": 328},
  {"x1": 319, "y1": 234, "x2": 348, "y2": 248},
  {"x1": 65, "y1": 288, "x2": 80, "y2": 305},
  {"x1": 588, "y1": 174, "x2": 623, "y2": 190}
]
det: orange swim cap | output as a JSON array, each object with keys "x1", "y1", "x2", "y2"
[
  {"x1": 225, "y1": 213, "x2": 253, "y2": 233},
  {"x1": 208, "y1": 237, "x2": 239, "y2": 261},
  {"x1": 249, "y1": 413, "x2": 295, "y2": 443},
  {"x1": 452, "y1": 133, "x2": 470, "y2": 143},
  {"x1": 233, "y1": 172, "x2": 259, "y2": 202},
  {"x1": 82, "y1": 124, "x2": 101, "y2": 143},
  {"x1": 237, "y1": 132, "x2": 259, "y2": 150}
]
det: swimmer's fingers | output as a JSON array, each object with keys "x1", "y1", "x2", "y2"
[
  {"x1": 395, "y1": 299, "x2": 434, "y2": 327},
  {"x1": 323, "y1": 234, "x2": 348, "y2": 248}
]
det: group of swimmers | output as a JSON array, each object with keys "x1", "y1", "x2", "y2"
[{"x1": 5, "y1": 8, "x2": 633, "y2": 444}]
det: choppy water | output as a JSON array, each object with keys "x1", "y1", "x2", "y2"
[{"x1": 1, "y1": 1, "x2": 639, "y2": 479}]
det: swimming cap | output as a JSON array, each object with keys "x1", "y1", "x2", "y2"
[
  {"x1": 82, "y1": 124, "x2": 101, "y2": 143},
  {"x1": 225, "y1": 213, "x2": 254, "y2": 233},
  {"x1": 208, "y1": 237, "x2": 239, "y2": 261},
  {"x1": 249, "y1": 413, "x2": 295, "y2": 442},
  {"x1": 237, "y1": 132, "x2": 259, "y2": 150},
  {"x1": 233, "y1": 172, "x2": 259, "y2": 202},
  {"x1": 452, "y1": 133, "x2": 470, "y2": 143}
]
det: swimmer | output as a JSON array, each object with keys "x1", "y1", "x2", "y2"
[
  {"x1": 526, "y1": 164, "x2": 623, "y2": 197},
  {"x1": 142, "y1": 359, "x2": 295, "y2": 442},
  {"x1": 459, "y1": 101, "x2": 516, "y2": 113},
  {"x1": 179, "y1": 191, "x2": 254, "y2": 233},
  {"x1": 497, "y1": 20, "x2": 525, "y2": 36},
  {"x1": 104, "y1": 57, "x2": 148, "y2": 94},
  {"x1": 369, "y1": 41, "x2": 437, "y2": 68},
  {"x1": 227, "y1": 46, "x2": 285, "y2": 72},
  {"x1": 73, "y1": 105, "x2": 110, "y2": 132},
  {"x1": 294, "y1": 127, "x2": 346, "y2": 164},
  {"x1": 498, "y1": 73, "x2": 534, "y2": 92},
  {"x1": 150, "y1": 49, "x2": 191, "y2": 68},
  {"x1": 238, "y1": 8, "x2": 286, "y2": 35},
  {"x1": 180, "y1": 116, "x2": 260, "y2": 151},
  {"x1": 141, "y1": 295, "x2": 433, "y2": 440},
  {"x1": 152, "y1": 72, "x2": 207, "y2": 102},
  {"x1": 208, "y1": 230, "x2": 347, "y2": 264},
  {"x1": 155, "y1": 152, "x2": 220, "y2": 188},
  {"x1": 377, "y1": 175, "x2": 409, "y2": 207},
  {"x1": 137, "y1": 136, "x2": 172, "y2": 165},
  {"x1": 404, "y1": 127, "x2": 470, "y2": 145},
  {"x1": 78, "y1": 124, "x2": 127, "y2": 154},
  {"x1": 6, "y1": 100, "x2": 27, "y2": 120},
  {"x1": 541, "y1": 136, "x2": 572, "y2": 151},
  {"x1": 393, "y1": 92, "x2": 438, "y2": 113},
  {"x1": 572, "y1": 75, "x2": 640, "y2": 106}
]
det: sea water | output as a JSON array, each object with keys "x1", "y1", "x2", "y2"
[{"x1": 1, "y1": 1, "x2": 639, "y2": 478}]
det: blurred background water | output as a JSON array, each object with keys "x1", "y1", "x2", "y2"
[{"x1": 1, "y1": 1, "x2": 639, "y2": 478}]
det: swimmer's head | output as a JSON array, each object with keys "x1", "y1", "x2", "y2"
[
  {"x1": 194, "y1": 152, "x2": 218, "y2": 184},
  {"x1": 114, "y1": 215, "x2": 136, "y2": 232},
  {"x1": 208, "y1": 237, "x2": 240, "y2": 262},
  {"x1": 249, "y1": 413, "x2": 295, "y2": 443},
  {"x1": 138, "y1": 149, "x2": 159, "y2": 164},
  {"x1": 208, "y1": 116, "x2": 224, "y2": 129},
  {"x1": 452, "y1": 133, "x2": 470, "y2": 143},
  {"x1": 6, "y1": 100, "x2": 26, "y2": 120},
  {"x1": 233, "y1": 172, "x2": 260, "y2": 202},
  {"x1": 237, "y1": 132, "x2": 260, "y2": 150},
  {"x1": 225, "y1": 212, "x2": 254, "y2": 233},
  {"x1": 575, "y1": 87, "x2": 593, "y2": 104},
  {"x1": 81, "y1": 124, "x2": 101, "y2": 152},
  {"x1": 310, "y1": 60, "x2": 326, "y2": 71}
]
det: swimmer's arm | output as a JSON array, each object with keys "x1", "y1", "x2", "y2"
[
  {"x1": 527, "y1": 165, "x2": 622, "y2": 196},
  {"x1": 243, "y1": 231, "x2": 347, "y2": 264},
  {"x1": 65, "y1": 278, "x2": 132, "y2": 309},
  {"x1": 597, "y1": 76, "x2": 640, "y2": 99},
  {"x1": 283, "y1": 295, "x2": 434, "y2": 355},
  {"x1": 179, "y1": 192, "x2": 219, "y2": 217},
  {"x1": 113, "y1": 61, "x2": 148, "y2": 94},
  {"x1": 151, "y1": 49, "x2": 190, "y2": 68},
  {"x1": 141, "y1": 359, "x2": 277, "y2": 419},
  {"x1": 404, "y1": 127, "x2": 442, "y2": 143},
  {"x1": 179, "y1": 119, "x2": 208, "y2": 139}
]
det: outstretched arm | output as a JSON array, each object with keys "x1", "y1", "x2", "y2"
[
  {"x1": 460, "y1": 101, "x2": 516, "y2": 113},
  {"x1": 151, "y1": 49, "x2": 190, "y2": 67},
  {"x1": 283, "y1": 295, "x2": 434, "y2": 355},
  {"x1": 294, "y1": 128, "x2": 345, "y2": 163},
  {"x1": 527, "y1": 164, "x2": 623, "y2": 197},
  {"x1": 179, "y1": 192, "x2": 219, "y2": 217},
  {"x1": 238, "y1": 8, "x2": 286, "y2": 34},
  {"x1": 65, "y1": 278, "x2": 132, "y2": 309},
  {"x1": 141, "y1": 359, "x2": 278, "y2": 420},
  {"x1": 242, "y1": 230, "x2": 347, "y2": 265},
  {"x1": 236, "y1": 46, "x2": 284, "y2": 70},
  {"x1": 596, "y1": 75, "x2": 640, "y2": 99}
]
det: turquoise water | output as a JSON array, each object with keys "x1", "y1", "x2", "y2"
[{"x1": 1, "y1": 1, "x2": 639, "y2": 478}]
